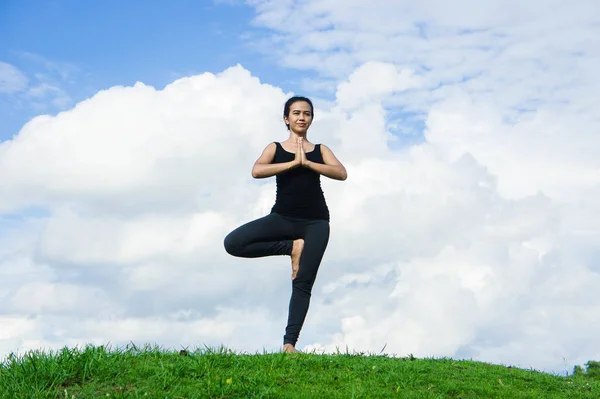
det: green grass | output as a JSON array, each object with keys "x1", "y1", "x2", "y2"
[{"x1": 1, "y1": 344, "x2": 598, "y2": 398}]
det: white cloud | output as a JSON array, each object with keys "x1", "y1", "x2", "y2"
[
  {"x1": 242, "y1": 0, "x2": 600, "y2": 372},
  {"x1": 21, "y1": 52, "x2": 81, "y2": 84},
  {"x1": 0, "y1": 62, "x2": 28, "y2": 94},
  {"x1": 0, "y1": 66, "x2": 285, "y2": 214},
  {"x1": 1, "y1": 54, "x2": 82, "y2": 116},
  {"x1": 335, "y1": 62, "x2": 422, "y2": 110},
  {"x1": 1, "y1": 1, "x2": 600, "y2": 376},
  {"x1": 27, "y1": 83, "x2": 72, "y2": 109},
  {"x1": 245, "y1": 0, "x2": 600, "y2": 117},
  {"x1": 424, "y1": 92, "x2": 600, "y2": 200},
  {"x1": 0, "y1": 64, "x2": 300, "y2": 359}
]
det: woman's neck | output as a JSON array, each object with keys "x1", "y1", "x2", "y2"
[{"x1": 287, "y1": 130, "x2": 308, "y2": 142}]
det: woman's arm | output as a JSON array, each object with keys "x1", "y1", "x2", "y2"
[
  {"x1": 251, "y1": 143, "x2": 300, "y2": 178},
  {"x1": 305, "y1": 144, "x2": 348, "y2": 181}
]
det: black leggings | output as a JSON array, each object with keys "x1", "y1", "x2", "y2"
[{"x1": 223, "y1": 212, "x2": 330, "y2": 346}]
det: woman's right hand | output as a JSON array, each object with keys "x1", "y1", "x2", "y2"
[
  {"x1": 294, "y1": 138, "x2": 302, "y2": 166},
  {"x1": 295, "y1": 137, "x2": 306, "y2": 167}
]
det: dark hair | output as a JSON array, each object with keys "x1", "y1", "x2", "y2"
[{"x1": 283, "y1": 96, "x2": 314, "y2": 130}]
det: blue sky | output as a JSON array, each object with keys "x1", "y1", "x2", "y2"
[{"x1": 0, "y1": 0, "x2": 303, "y2": 141}]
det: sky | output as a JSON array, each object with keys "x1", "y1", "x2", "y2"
[{"x1": 1, "y1": 0, "x2": 600, "y2": 375}]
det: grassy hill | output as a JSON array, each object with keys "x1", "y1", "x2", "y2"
[{"x1": 1, "y1": 344, "x2": 598, "y2": 398}]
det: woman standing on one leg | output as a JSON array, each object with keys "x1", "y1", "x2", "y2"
[{"x1": 224, "y1": 96, "x2": 347, "y2": 353}]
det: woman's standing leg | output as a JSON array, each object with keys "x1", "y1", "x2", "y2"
[
  {"x1": 224, "y1": 213, "x2": 296, "y2": 258},
  {"x1": 283, "y1": 219, "x2": 330, "y2": 347}
]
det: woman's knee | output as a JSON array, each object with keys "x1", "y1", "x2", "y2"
[
  {"x1": 223, "y1": 231, "x2": 240, "y2": 256},
  {"x1": 292, "y1": 277, "x2": 315, "y2": 297}
]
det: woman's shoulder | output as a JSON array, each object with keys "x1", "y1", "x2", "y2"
[
  {"x1": 256, "y1": 142, "x2": 279, "y2": 158},
  {"x1": 318, "y1": 143, "x2": 336, "y2": 151},
  {"x1": 263, "y1": 142, "x2": 279, "y2": 150},
  {"x1": 315, "y1": 143, "x2": 329, "y2": 153}
]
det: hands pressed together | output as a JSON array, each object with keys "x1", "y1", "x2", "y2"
[{"x1": 294, "y1": 137, "x2": 310, "y2": 168}]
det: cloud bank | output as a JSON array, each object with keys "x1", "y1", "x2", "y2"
[{"x1": 1, "y1": 0, "x2": 600, "y2": 376}]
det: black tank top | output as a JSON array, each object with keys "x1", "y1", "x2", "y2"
[{"x1": 270, "y1": 142, "x2": 330, "y2": 221}]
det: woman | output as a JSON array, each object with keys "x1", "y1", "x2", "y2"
[{"x1": 224, "y1": 96, "x2": 347, "y2": 353}]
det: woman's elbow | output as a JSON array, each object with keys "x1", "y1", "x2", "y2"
[
  {"x1": 340, "y1": 168, "x2": 348, "y2": 181},
  {"x1": 252, "y1": 167, "x2": 265, "y2": 179}
]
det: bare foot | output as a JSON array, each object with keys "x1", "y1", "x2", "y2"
[
  {"x1": 283, "y1": 344, "x2": 299, "y2": 353},
  {"x1": 291, "y1": 238, "x2": 304, "y2": 280}
]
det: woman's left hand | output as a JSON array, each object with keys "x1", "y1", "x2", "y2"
[{"x1": 298, "y1": 137, "x2": 308, "y2": 166}]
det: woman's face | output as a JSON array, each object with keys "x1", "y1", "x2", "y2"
[{"x1": 285, "y1": 101, "x2": 313, "y2": 133}]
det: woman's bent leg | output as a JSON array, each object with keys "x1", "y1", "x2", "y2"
[
  {"x1": 283, "y1": 220, "x2": 330, "y2": 346},
  {"x1": 224, "y1": 213, "x2": 296, "y2": 258}
]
